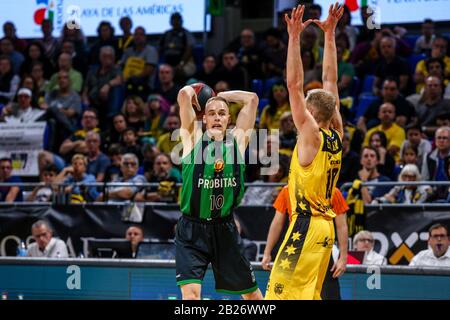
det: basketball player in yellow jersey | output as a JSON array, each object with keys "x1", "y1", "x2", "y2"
[{"x1": 265, "y1": 3, "x2": 344, "y2": 300}]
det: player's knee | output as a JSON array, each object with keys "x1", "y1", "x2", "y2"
[
  {"x1": 183, "y1": 292, "x2": 201, "y2": 300},
  {"x1": 242, "y1": 289, "x2": 263, "y2": 300}
]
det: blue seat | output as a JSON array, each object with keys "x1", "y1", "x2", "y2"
[
  {"x1": 403, "y1": 35, "x2": 420, "y2": 50},
  {"x1": 407, "y1": 53, "x2": 426, "y2": 73},
  {"x1": 251, "y1": 79, "x2": 263, "y2": 98},
  {"x1": 361, "y1": 75, "x2": 375, "y2": 94},
  {"x1": 263, "y1": 78, "x2": 280, "y2": 97},
  {"x1": 354, "y1": 93, "x2": 378, "y2": 120}
]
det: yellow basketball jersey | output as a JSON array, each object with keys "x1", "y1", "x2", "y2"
[{"x1": 288, "y1": 128, "x2": 342, "y2": 219}]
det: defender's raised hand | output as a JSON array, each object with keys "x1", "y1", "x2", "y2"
[
  {"x1": 313, "y1": 2, "x2": 344, "y2": 33},
  {"x1": 284, "y1": 5, "x2": 312, "y2": 37}
]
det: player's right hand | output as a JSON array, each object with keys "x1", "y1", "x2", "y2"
[{"x1": 262, "y1": 254, "x2": 272, "y2": 270}]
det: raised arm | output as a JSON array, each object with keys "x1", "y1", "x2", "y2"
[
  {"x1": 177, "y1": 85, "x2": 202, "y2": 157},
  {"x1": 218, "y1": 90, "x2": 258, "y2": 155},
  {"x1": 285, "y1": 5, "x2": 314, "y2": 131},
  {"x1": 313, "y1": 3, "x2": 344, "y2": 137}
]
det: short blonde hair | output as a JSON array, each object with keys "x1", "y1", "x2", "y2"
[
  {"x1": 305, "y1": 89, "x2": 336, "y2": 123},
  {"x1": 205, "y1": 96, "x2": 230, "y2": 110},
  {"x1": 71, "y1": 154, "x2": 87, "y2": 166}
]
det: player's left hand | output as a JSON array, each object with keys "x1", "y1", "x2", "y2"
[
  {"x1": 312, "y1": 2, "x2": 344, "y2": 33},
  {"x1": 330, "y1": 256, "x2": 347, "y2": 278}
]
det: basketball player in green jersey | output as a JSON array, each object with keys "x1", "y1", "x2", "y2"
[{"x1": 175, "y1": 85, "x2": 263, "y2": 300}]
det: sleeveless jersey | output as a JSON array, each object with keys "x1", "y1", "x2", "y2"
[
  {"x1": 180, "y1": 136, "x2": 245, "y2": 219},
  {"x1": 288, "y1": 128, "x2": 342, "y2": 219}
]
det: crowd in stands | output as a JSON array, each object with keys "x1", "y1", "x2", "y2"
[{"x1": 0, "y1": 5, "x2": 450, "y2": 208}]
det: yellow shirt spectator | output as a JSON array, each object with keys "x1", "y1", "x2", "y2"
[{"x1": 364, "y1": 123, "x2": 406, "y2": 162}]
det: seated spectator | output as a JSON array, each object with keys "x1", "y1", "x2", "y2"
[
  {"x1": 351, "y1": 30, "x2": 382, "y2": 78},
  {"x1": 137, "y1": 153, "x2": 181, "y2": 203},
  {"x1": 399, "y1": 125, "x2": 432, "y2": 170},
  {"x1": 141, "y1": 94, "x2": 169, "y2": 142},
  {"x1": 38, "y1": 150, "x2": 66, "y2": 174},
  {"x1": 216, "y1": 50, "x2": 249, "y2": 90},
  {"x1": 0, "y1": 55, "x2": 20, "y2": 105},
  {"x1": 301, "y1": 49, "x2": 321, "y2": 87},
  {"x1": 358, "y1": 77, "x2": 416, "y2": 133},
  {"x1": 418, "y1": 58, "x2": 449, "y2": 94},
  {"x1": 19, "y1": 41, "x2": 54, "y2": 79},
  {"x1": 59, "y1": 108, "x2": 100, "y2": 161},
  {"x1": 236, "y1": 28, "x2": 264, "y2": 81},
  {"x1": 279, "y1": 111, "x2": 296, "y2": 153},
  {"x1": 259, "y1": 81, "x2": 290, "y2": 130},
  {"x1": 46, "y1": 53, "x2": 83, "y2": 93},
  {"x1": 0, "y1": 157, "x2": 22, "y2": 202},
  {"x1": 125, "y1": 225, "x2": 144, "y2": 258},
  {"x1": 57, "y1": 25, "x2": 88, "y2": 74},
  {"x1": 54, "y1": 154, "x2": 98, "y2": 203},
  {"x1": 154, "y1": 64, "x2": 181, "y2": 105},
  {"x1": 336, "y1": 39, "x2": 355, "y2": 98},
  {"x1": 373, "y1": 164, "x2": 431, "y2": 204},
  {"x1": 335, "y1": 5, "x2": 359, "y2": 51},
  {"x1": 27, "y1": 164, "x2": 59, "y2": 202},
  {"x1": 0, "y1": 88, "x2": 44, "y2": 123},
  {"x1": 159, "y1": 12, "x2": 196, "y2": 82},
  {"x1": 363, "y1": 103, "x2": 406, "y2": 162},
  {"x1": 58, "y1": 40, "x2": 88, "y2": 78},
  {"x1": 415, "y1": 36, "x2": 450, "y2": 90},
  {"x1": 0, "y1": 36, "x2": 24, "y2": 75},
  {"x1": 337, "y1": 129, "x2": 360, "y2": 187},
  {"x1": 3, "y1": 22, "x2": 27, "y2": 54},
  {"x1": 121, "y1": 95, "x2": 146, "y2": 133},
  {"x1": 83, "y1": 45, "x2": 122, "y2": 122},
  {"x1": 409, "y1": 224, "x2": 450, "y2": 267},
  {"x1": 394, "y1": 145, "x2": 421, "y2": 179},
  {"x1": 262, "y1": 27, "x2": 287, "y2": 80},
  {"x1": 142, "y1": 144, "x2": 161, "y2": 180},
  {"x1": 193, "y1": 55, "x2": 220, "y2": 89},
  {"x1": 156, "y1": 114, "x2": 181, "y2": 156},
  {"x1": 85, "y1": 131, "x2": 111, "y2": 182},
  {"x1": 234, "y1": 217, "x2": 258, "y2": 262},
  {"x1": 407, "y1": 76, "x2": 450, "y2": 138},
  {"x1": 97, "y1": 153, "x2": 147, "y2": 202},
  {"x1": 27, "y1": 220, "x2": 68, "y2": 258},
  {"x1": 101, "y1": 113, "x2": 128, "y2": 152},
  {"x1": 373, "y1": 36, "x2": 410, "y2": 96},
  {"x1": 88, "y1": 21, "x2": 118, "y2": 66},
  {"x1": 30, "y1": 62, "x2": 49, "y2": 104},
  {"x1": 103, "y1": 144, "x2": 123, "y2": 183},
  {"x1": 358, "y1": 147, "x2": 391, "y2": 204},
  {"x1": 301, "y1": 26, "x2": 322, "y2": 65},
  {"x1": 39, "y1": 19, "x2": 58, "y2": 61},
  {"x1": 121, "y1": 26, "x2": 158, "y2": 95},
  {"x1": 353, "y1": 230, "x2": 387, "y2": 265},
  {"x1": 121, "y1": 127, "x2": 143, "y2": 163},
  {"x1": 414, "y1": 19, "x2": 435, "y2": 55},
  {"x1": 16, "y1": 74, "x2": 40, "y2": 108},
  {"x1": 368, "y1": 131, "x2": 396, "y2": 179}
]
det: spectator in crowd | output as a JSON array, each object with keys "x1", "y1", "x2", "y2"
[
  {"x1": 399, "y1": 125, "x2": 432, "y2": 170},
  {"x1": 414, "y1": 19, "x2": 435, "y2": 55},
  {"x1": 39, "y1": 19, "x2": 59, "y2": 61},
  {"x1": 410, "y1": 224, "x2": 450, "y2": 267},
  {"x1": 373, "y1": 164, "x2": 431, "y2": 204},
  {"x1": 121, "y1": 26, "x2": 158, "y2": 94},
  {"x1": 137, "y1": 153, "x2": 181, "y2": 203},
  {"x1": 0, "y1": 157, "x2": 22, "y2": 202},
  {"x1": 59, "y1": 108, "x2": 100, "y2": 160},
  {"x1": 351, "y1": 30, "x2": 382, "y2": 77},
  {"x1": 301, "y1": 49, "x2": 321, "y2": 87},
  {"x1": 279, "y1": 111, "x2": 296, "y2": 153},
  {"x1": 353, "y1": 230, "x2": 387, "y2": 265},
  {"x1": 58, "y1": 24, "x2": 88, "y2": 65},
  {"x1": 88, "y1": 21, "x2": 118, "y2": 66},
  {"x1": 142, "y1": 94, "x2": 169, "y2": 142},
  {"x1": 26, "y1": 164, "x2": 59, "y2": 202},
  {"x1": 373, "y1": 36, "x2": 410, "y2": 96},
  {"x1": 117, "y1": 16, "x2": 134, "y2": 59},
  {"x1": 27, "y1": 220, "x2": 68, "y2": 258},
  {"x1": 121, "y1": 127, "x2": 143, "y2": 163},
  {"x1": 142, "y1": 143, "x2": 161, "y2": 181},
  {"x1": 336, "y1": 5, "x2": 359, "y2": 51},
  {"x1": 19, "y1": 42, "x2": 54, "y2": 79},
  {"x1": 422, "y1": 126, "x2": 450, "y2": 182},
  {"x1": 159, "y1": 12, "x2": 196, "y2": 81},
  {"x1": 121, "y1": 95, "x2": 146, "y2": 133},
  {"x1": 38, "y1": 150, "x2": 66, "y2": 174},
  {"x1": 408, "y1": 76, "x2": 450, "y2": 137},
  {"x1": 415, "y1": 36, "x2": 450, "y2": 88},
  {"x1": 262, "y1": 27, "x2": 287, "y2": 80},
  {"x1": 42, "y1": 70, "x2": 82, "y2": 138},
  {"x1": 338, "y1": 129, "x2": 360, "y2": 187},
  {"x1": 125, "y1": 225, "x2": 144, "y2": 258},
  {"x1": 85, "y1": 131, "x2": 111, "y2": 182},
  {"x1": 236, "y1": 28, "x2": 264, "y2": 80},
  {"x1": 0, "y1": 55, "x2": 20, "y2": 105},
  {"x1": 368, "y1": 130, "x2": 396, "y2": 179},
  {"x1": 234, "y1": 217, "x2": 258, "y2": 262},
  {"x1": 83, "y1": 45, "x2": 122, "y2": 121},
  {"x1": 358, "y1": 147, "x2": 391, "y2": 204},
  {"x1": 216, "y1": 50, "x2": 249, "y2": 90},
  {"x1": 0, "y1": 36, "x2": 24, "y2": 75},
  {"x1": 16, "y1": 74, "x2": 40, "y2": 107},
  {"x1": 3, "y1": 22, "x2": 27, "y2": 54},
  {"x1": 31, "y1": 62, "x2": 49, "y2": 100},
  {"x1": 395, "y1": 145, "x2": 421, "y2": 177},
  {"x1": 363, "y1": 102, "x2": 406, "y2": 162},
  {"x1": 259, "y1": 81, "x2": 290, "y2": 130},
  {"x1": 301, "y1": 26, "x2": 322, "y2": 64},
  {"x1": 0, "y1": 88, "x2": 44, "y2": 123},
  {"x1": 193, "y1": 54, "x2": 219, "y2": 89},
  {"x1": 101, "y1": 113, "x2": 128, "y2": 152},
  {"x1": 336, "y1": 39, "x2": 355, "y2": 98},
  {"x1": 103, "y1": 144, "x2": 123, "y2": 183},
  {"x1": 46, "y1": 52, "x2": 83, "y2": 93},
  {"x1": 154, "y1": 64, "x2": 181, "y2": 105},
  {"x1": 156, "y1": 114, "x2": 181, "y2": 156},
  {"x1": 54, "y1": 153, "x2": 98, "y2": 203},
  {"x1": 58, "y1": 40, "x2": 88, "y2": 78},
  {"x1": 97, "y1": 153, "x2": 147, "y2": 202}
]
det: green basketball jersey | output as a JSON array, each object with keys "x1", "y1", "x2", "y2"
[{"x1": 180, "y1": 136, "x2": 245, "y2": 219}]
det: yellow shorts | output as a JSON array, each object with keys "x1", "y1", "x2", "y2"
[{"x1": 264, "y1": 214, "x2": 334, "y2": 300}]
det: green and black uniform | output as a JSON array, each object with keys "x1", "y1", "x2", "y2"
[{"x1": 175, "y1": 134, "x2": 258, "y2": 294}]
